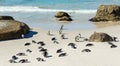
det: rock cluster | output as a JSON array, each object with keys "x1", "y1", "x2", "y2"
[
  {"x1": 0, "y1": 16, "x2": 30, "y2": 40},
  {"x1": 55, "y1": 11, "x2": 73, "y2": 21},
  {"x1": 89, "y1": 5, "x2": 120, "y2": 22}
]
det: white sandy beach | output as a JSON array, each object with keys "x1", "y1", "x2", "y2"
[{"x1": 0, "y1": 25, "x2": 120, "y2": 66}]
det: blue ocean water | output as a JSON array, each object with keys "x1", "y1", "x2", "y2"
[{"x1": 0, "y1": 0, "x2": 120, "y2": 10}]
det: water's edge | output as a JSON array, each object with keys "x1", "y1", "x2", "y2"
[{"x1": 0, "y1": 12, "x2": 96, "y2": 30}]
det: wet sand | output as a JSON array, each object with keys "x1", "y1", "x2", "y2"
[{"x1": 94, "y1": 21, "x2": 120, "y2": 28}]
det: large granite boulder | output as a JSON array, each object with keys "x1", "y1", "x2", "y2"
[
  {"x1": 55, "y1": 11, "x2": 73, "y2": 21},
  {"x1": 0, "y1": 16, "x2": 14, "y2": 20},
  {"x1": 89, "y1": 5, "x2": 120, "y2": 22},
  {"x1": 0, "y1": 17, "x2": 30, "y2": 40},
  {"x1": 89, "y1": 32, "x2": 113, "y2": 42}
]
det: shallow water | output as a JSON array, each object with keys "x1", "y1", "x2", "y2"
[{"x1": 0, "y1": 12, "x2": 96, "y2": 30}]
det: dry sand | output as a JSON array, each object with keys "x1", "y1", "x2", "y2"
[{"x1": 0, "y1": 25, "x2": 120, "y2": 66}]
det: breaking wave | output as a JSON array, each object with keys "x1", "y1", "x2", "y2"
[{"x1": 0, "y1": 6, "x2": 97, "y2": 13}]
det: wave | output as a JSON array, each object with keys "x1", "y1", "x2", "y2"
[{"x1": 0, "y1": 6, "x2": 97, "y2": 13}]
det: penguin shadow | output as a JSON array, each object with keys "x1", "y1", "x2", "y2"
[
  {"x1": 51, "y1": 37, "x2": 59, "y2": 44},
  {"x1": 68, "y1": 43, "x2": 77, "y2": 49},
  {"x1": 108, "y1": 42, "x2": 117, "y2": 48},
  {"x1": 60, "y1": 34, "x2": 68, "y2": 39},
  {"x1": 9, "y1": 53, "x2": 30, "y2": 63},
  {"x1": 36, "y1": 57, "x2": 46, "y2": 62},
  {"x1": 56, "y1": 48, "x2": 68, "y2": 57}
]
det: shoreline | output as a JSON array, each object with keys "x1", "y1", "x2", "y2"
[
  {"x1": 0, "y1": 11, "x2": 120, "y2": 30},
  {"x1": 0, "y1": 12, "x2": 96, "y2": 30}
]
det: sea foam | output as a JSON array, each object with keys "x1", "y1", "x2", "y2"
[{"x1": 0, "y1": 6, "x2": 97, "y2": 13}]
